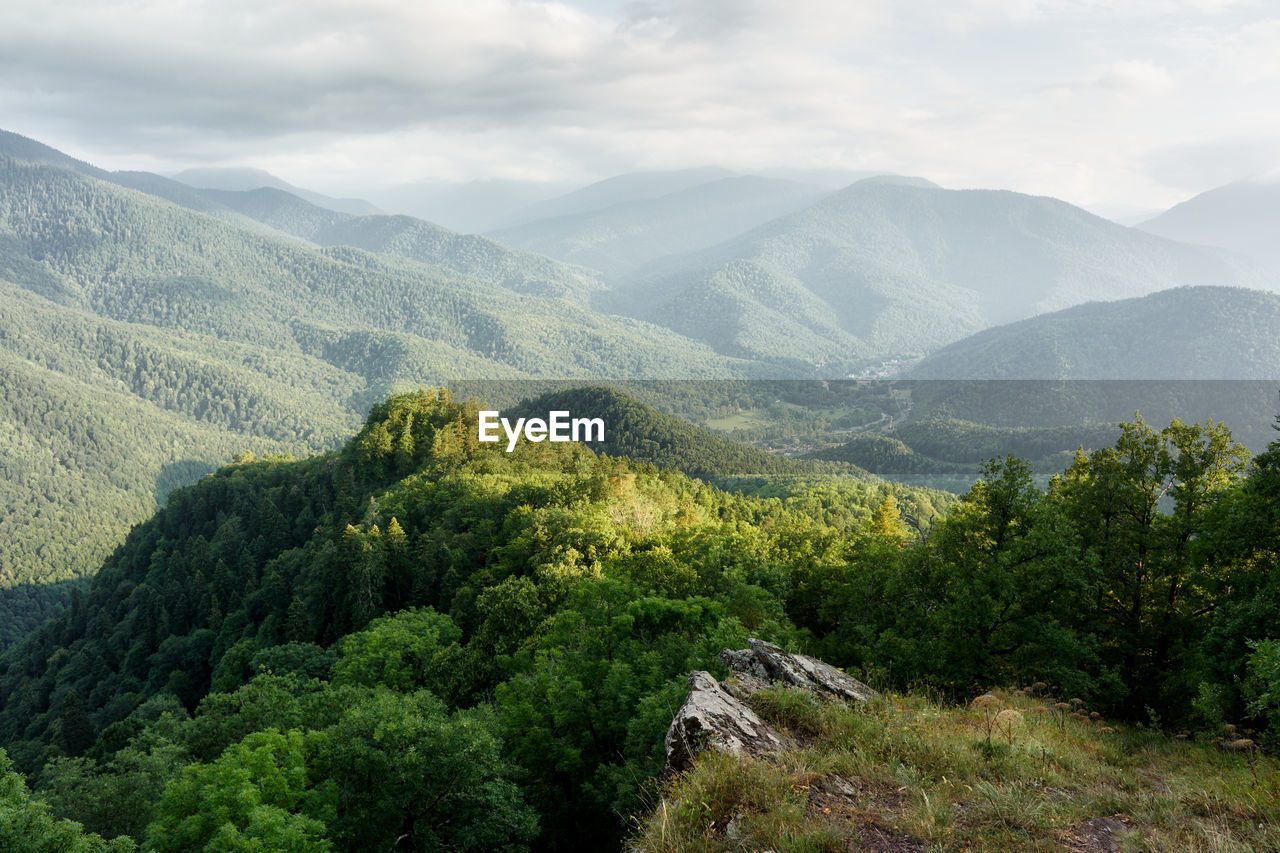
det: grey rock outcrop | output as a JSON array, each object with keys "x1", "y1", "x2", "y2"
[
  {"x1": 664, "y1": 671, "x2": 788, "y2": 774},
  {"x1": 719, "y1": 638, "x2": 878, "y2": 703},
  {"x1": 663, "y1": 641, "x2": 878, "y2": 775}
]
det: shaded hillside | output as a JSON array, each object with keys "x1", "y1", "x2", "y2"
[
  {"x1": 1139, "y1": 180, "x2": 1280, "y2": 271},
  {"x1": 911, "y1": 286, "x2": 1280, "y2": 379},
  {"x1": 809, "y1": 432, "x2": 971, "y2": 476},
  {"x1": 507, "y1": 386, "x2": 870, "y2": 482},
  {"x1": 604, "y1": 178, "x2": 1268, "y2": 366},
  {"x1": 488, "y1": 176, "x2": 825, "y2": 277},
  {"x1": 0, "y1": 332, "x2": 320, "y2": 647}
]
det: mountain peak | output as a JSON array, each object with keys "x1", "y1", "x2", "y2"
[
  {"x1": 850, "y1": 174, "x2": 941, "y2": 190},
  {"x1": 172, "y1": 166, "x2": 380, "y2": 216}
]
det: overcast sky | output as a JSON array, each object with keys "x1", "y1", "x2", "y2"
[{"x1": 1, "y1": 0, "x2": 1276, "y2": 210}]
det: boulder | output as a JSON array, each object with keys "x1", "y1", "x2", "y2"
[
  {"x1": 664, "y1": 671, "x2": 788, "y2": 774},
  {"x1": 719, "y1": 638, "x2": 878, "y2": 703}
]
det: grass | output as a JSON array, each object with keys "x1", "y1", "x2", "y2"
[{"x1": 630, "y1": 686, "x2": 1280, "y2": 852}]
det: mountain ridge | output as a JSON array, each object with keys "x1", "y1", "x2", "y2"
[
  {"x1": 172, "y1": 166, "x2": 381, "y2": 216},
  {"x1": 600, "y1": 179, "x2": 1270, "y2": 367},
  {"x1": 910, "y1": 285, "x2": 1280, "y2": 379},
  {"x1": 1138, "y1": 179, "x2": 1280, "y2": 272}
]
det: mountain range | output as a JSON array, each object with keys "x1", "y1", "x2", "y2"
[
  {"x1": 911, "y1": 286, "x2": 1280, "y2": 379},
  {"x1": 599, "y1": 177, "x2": 1271, "y2": 366},
  {"x1": 1138, "y1": 180, "x2": 1280, "y2": 273},
  {"x1": 488, "y1": 175, "x2": 826, "y2": 278},
  {"x1": 171, "y1": 167, "x2": 381, "y2": 217},
  {"x1": 0, "y1": 131, "x2": 775, "y2": 628},
  {"x1": 3, "y1": 126, "x2": 1280, "y2": 644}
]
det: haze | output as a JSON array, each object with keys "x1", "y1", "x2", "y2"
[{"x1": 1, "y1": 0, "x2": 1277, "y2": 213}]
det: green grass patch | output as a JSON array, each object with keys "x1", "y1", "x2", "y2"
[{"x1": 631, "y1": 687, "x2": 1280, "y2": 852}]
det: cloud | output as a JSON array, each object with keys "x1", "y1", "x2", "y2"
[
  {"x1": 1097, "y1": 60, "x2": 1174, "y2": 94},
  {"x1": 0, "y1": 0, "x2": 1276, "y2": 208}
]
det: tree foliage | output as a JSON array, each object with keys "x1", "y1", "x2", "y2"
[{"x1": 1, "y1": 391, "x2": 1279, "y2": 851}]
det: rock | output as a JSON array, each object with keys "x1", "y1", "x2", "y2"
[
  {"x1": 720, "y1": 670, "x2": 771, "y2": 702},
  {"x1": 812, "y1": 773, "x2": 861, "y2": 799},
  {"x1": 664, "y1": 671, "x2": 788, "y2": 774},
  {"x1": 1063, "y1": 816, "x2": 1133, "y2": 853},
  {"x1": 719, "y1": 638, "x2": 878, "y2": 703}
]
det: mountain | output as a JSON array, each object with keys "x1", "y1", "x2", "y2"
[
  {"x1": 601, "y1": 178, "x2": 1271, "y2": 367},
  {"x1": 1138, "y1": 180, "x2": 1280, "y2": 272},
  {"x1": 1, "y1": 131, "x2": 607, "y2": 305},
  {"x1": 487, "y1": 175, "x2": 826, "y2": 278},
  {"x1": 188, "y1": 186, "x2": 607, "y2": 302},
  {"x1": 506, "y1": 385, "x2": 869, "y2": 482},
  {"x1": 910, "y1": 286, "x2": 1280, "y2": 379},
  {"x1": 0, "y1": 288, "x2": 351, "y2": 647},
  {"x1": 501, "y1": 167, "x2": 735, "y2": 225},
  {"x1": 2, "y1": 388, "x2": 1276, "y2": 852},
  {"x1": 0, "y1": 153, "x2": 748, "y2": 377},
  {"x1": 365, "y1": 177, "x2": 577, "y2": 233},
  {"x1": 0, "y1": 130, "x2": 286, "y2": 235},
  {"x1": 0, "y1": 133, "x2": 779, "y2": 642},
  {"x1": 0, "y1": 389, "x2": 942, "y2": 849},
  {"x1": 172, "y1": 166, "x2": 381, "y2": 216}
]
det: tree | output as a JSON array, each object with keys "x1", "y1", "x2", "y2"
[
  {"x1": 330, "y1": 608, "x2": 461, "y2": 693},
  {"x1": 315, "y1": 689, "x2": 536, "y2": 852},
  {"x1": 145, "y1": 729, "x2": 333, "y2": 853},
  {"x1": 1056, "y1": 417, "x2": 1248, "y2": 713},
  {"x1": 1, "y1": 748, "x2": 135, "y2": 853},
  {"x1": 893, "y1": 456, "x2": 1090, "y2": 693},
  {"x1": 54, "y1": 691, "x2": 96, "y2": 757}
]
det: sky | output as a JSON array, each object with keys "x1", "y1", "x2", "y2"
[{"x1": 1, "y1": 0, "x2": 1277, "y2": 211}]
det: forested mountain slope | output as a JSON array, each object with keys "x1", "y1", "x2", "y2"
[
  {"x1": 2, "y1": 390, "x2": 1278, "y2": 851},
  {"x1": 0, "y1": 130, "x2": 278, "y2": 234},
  {"x1": 0, "y1": 135, "x2": 772, "y2": 645},
  {"x1": 507, "y1": 385, "x2": 871, "y2": 481},
  {"x1": 0, "y1": 389, "x2": 937, "y2": 850},
  {"x1": 911, "y1": 286, "x2": 1280, "y2": 378},
  {"x1": 603, "y1": 178, "x2": 1270, "y2": 366}
]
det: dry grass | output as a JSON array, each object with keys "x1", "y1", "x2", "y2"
[{"x1": 630, "y1": 687, "x2": 1280, "y2": 852}]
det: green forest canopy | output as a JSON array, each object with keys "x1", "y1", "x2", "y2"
[{"x1": 1, "y1": 389, "x2": 1278, "y2": 851}]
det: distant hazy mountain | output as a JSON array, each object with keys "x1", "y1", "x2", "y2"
[
  {"x1": 501, "y1": 167, "x2": 735, "y2": 226},
  {"x1": 603, "y1": 178, "x2": 1270, "y2": 366},
  {"x1": 757, "y1": 167, "x2": 881, "y2": 188},
  {"x1": 488, "y1": 175, "x2": 826, "y2": 277},
  {"x1": 910, "y1": 286, "x2": 1280, "y2": 378},
  {"x1": 365, "y1": 178, "x2": 577, "y2": 233},
  {"x1": 173, "y1": 166, "x2": 381, "y2": 216},
  {"x1": 1138, "y1": 180, "x2": 1280, "y2": 272},
  {"x1": 193, "y1": 186, "x2": 608, "y2": 302}
]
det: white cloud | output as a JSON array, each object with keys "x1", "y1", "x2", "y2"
[{"x1": 0, "y1": 0, "x2": 1276, "y2": 209}]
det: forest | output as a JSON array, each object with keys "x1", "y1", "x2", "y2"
[{"x1": 2, "y1": 387, "x2": 1278, "y2": 851}]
